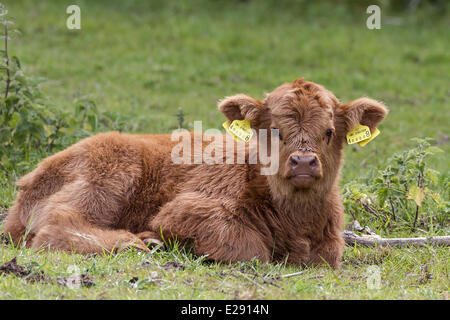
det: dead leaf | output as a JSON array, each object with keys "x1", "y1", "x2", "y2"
[
  {"x1": 0, "y1": 257, "x2": 29, "y2": 277},
  {"x1": 419, "y1": 264, "x2": 433, "y2": 284},
  {"x1": 161, "y1": 261, "x2": 184, "y2": 270},
  {"x1": 0, "y1": 257, "x2": 50, "y2": 283},
  {"x1": 407, "y1": 185, "x2": 426, "y2": 207},
  {"x1": 56, "y1": 274, "x2": 94, "y2": 288}
]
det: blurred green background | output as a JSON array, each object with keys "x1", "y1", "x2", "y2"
[{"x1": 4, "y1": 0, "x2": 449, "y2": 182}]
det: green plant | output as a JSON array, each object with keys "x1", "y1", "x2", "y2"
[
  {"x1": 0, "y1": 3, "x2": 129, "y2": 180},
  {"x1": 343, "y1": 138, "x2": 449, "y2": 235},
  {"x1": 0, "y1": 5, "x2": 71, "y2": 176},
  {"x1": 176, "y1": 107, "x2": 185, "y2": 129}
]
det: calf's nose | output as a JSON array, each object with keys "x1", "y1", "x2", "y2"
[{"x1": 289, "y1": 155, "x2": 318, "y2": 172}]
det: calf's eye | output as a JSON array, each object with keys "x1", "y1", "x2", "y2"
[{"x1": 326, "y1": 129, "x2": 333, "y2": 144}]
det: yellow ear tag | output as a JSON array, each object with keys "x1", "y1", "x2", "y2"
[
  {"x1": 346, "y1": 124, "x2": 371, "y2": 145},
  {"x1": 358, "y1": 127, "x2": 380, "y2": 147},
  {"x1": 346, "y1": 123, "x2": 380, "y2": 146},
  {"x1": 222, "y1": 119, "x2": 253, "y2": 143}
]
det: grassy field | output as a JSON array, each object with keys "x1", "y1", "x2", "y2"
[{"x1": 0, "y1": 0, "x2": 448, "y2": 299}]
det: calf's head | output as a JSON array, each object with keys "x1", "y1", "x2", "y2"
[{"x1": 219, "y1": 79, "x2": 388, "y2": 195}]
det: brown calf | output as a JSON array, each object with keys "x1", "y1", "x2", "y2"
[{"x1": 3, "y1": 79, "x2": 387, "y2": 269}]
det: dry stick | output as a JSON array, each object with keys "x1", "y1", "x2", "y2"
[
  {"x1": 359, "y1": 200, "x2": 384, "y2": 223},
  {"x1": 279, "y1": 271, "x2": 304, "y2": 278},
  {"x1": 413, "y1": 205, "x2": 419, "y2": 230},
  {"x1": 388, "y1": 196, "x2": 396, "y2": 221},
  {"x1": 342, "y1": 230, "x2": 450, "y2": 247}
]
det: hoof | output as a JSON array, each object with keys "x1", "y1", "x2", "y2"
[{"x1": 143, "y1": 238, "x2": 165, "y2": 250}]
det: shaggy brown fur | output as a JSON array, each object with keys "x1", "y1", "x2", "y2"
[{"x1": 3, "y1": 79, "x2": 387, "y2": 269}]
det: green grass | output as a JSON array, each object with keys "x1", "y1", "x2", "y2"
[
  {"x1": 0, "y1": 0, "x2": 449, "y2": 299},
  {"x1": 0, "y1": 242, "x2": 448, "y2": 299}
]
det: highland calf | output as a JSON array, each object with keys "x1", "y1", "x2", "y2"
[{"x1": 3, "y1": 79, "x2": 387, "y2": 269}]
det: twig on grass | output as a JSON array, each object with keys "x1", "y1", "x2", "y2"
[
  {"x1": 342, "y1": 230, "x2": 450, "y2": 247},
  {"x1": 279, "y1": 271, "x2": 304, "y2": 278}
]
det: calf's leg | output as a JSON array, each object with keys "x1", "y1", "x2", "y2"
[
  {"x1": 308, "y1": 227, "x2": 344, "y2": 269},
  {"x1": 149, "y1": 192, "x2": 271, "y2": 263},
  {"x1": 30, "y1": 204, "x2": 149, "y2": 253},
  {"x1": 3, "y1": 205, "x2": 29, "y2": 246},
  {"x1": 8, "y1": 177, "x2": 149, "y2": 254}
]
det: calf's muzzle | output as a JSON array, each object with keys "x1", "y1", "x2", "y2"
[{"x1": 287, "y1": 152, "x2": 322, "y2": 188}]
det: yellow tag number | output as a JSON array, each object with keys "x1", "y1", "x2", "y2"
[
  {"x1": 346, "y1": 124, "x2": 371, "y2": 145},
  {"x1": 223, "y1": 119, "x2": 254, "y2": 143},
  {"x1": 358, "y1": 127, "x2": 380, "y2": 147},
  {"x1": 346, "y1": 123, "x2": 381, "y2": 146}
]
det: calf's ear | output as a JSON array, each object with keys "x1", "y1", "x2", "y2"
[
  {"x1": 218, "y1": 94, "x2": 270, "y2": 128},
  {"x1": 336, "y1": 98, "x2": 388, "y2": 133}
]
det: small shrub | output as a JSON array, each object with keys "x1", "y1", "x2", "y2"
[
  {"x1": 343, "y1": 138, "x2": 449, "y2": 235},
  {"x1": 0, "y1": 5, "x2": 74, "y2": 177}
]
